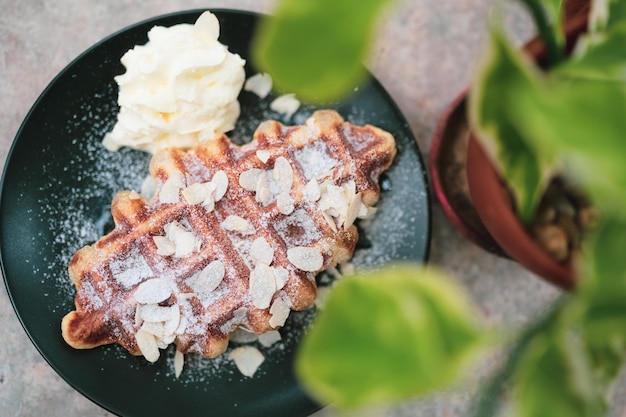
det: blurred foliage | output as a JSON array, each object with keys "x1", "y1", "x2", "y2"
[
  {"x1": 296, "y1": 266, "x2": 484, "y2": 409},
  {"x1": 252, "y1": 0, "x2": 393, "y2": 103},
  {"x1": 470, "y1": 0, "x2": 626, "y2": 222},
  {"x1": 253, "y1": 0, "x2": 626, "y2": 416},
  {"x1": 470, "y1": 1, "x2": 626, "y2": 416}
]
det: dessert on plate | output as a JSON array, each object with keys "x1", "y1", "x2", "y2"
[{"x1": 61, "y1": 110, "x2": 396, "y2": 363}]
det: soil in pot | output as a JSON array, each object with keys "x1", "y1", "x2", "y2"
[{"x1": 529, "y1": 177, "x2": 600, "y2": 265}]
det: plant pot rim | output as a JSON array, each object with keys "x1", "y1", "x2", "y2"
[{"x1": 428, "y1": 91, "x2": 508, "y2": 256}]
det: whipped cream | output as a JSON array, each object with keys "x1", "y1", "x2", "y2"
[{"x1": 103, "y1": 11, "x2": 246, "y2": 153}]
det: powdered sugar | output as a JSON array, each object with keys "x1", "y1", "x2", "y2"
[
  {"x1": 39, "y1": 85, "x2": 152, "y2": 309},
  {"x1": 272, "y1": 208, "x2": 322, "y2": 247},
  {"x1": 34, "y1": 73, "x2": 427, "y2": 384},
  {"x1": 294, "y1": 141, "x2": 338, "y2": 180},
  {"x1": 110, "y1": 246, "x2": 154, "y2": 288}
]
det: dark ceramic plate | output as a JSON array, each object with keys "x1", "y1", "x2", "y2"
[{"x1": 0, "y1": 9, "x2": 430, "y2": 417}]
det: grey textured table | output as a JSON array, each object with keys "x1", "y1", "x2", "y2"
[{"x1": 0, "y1": 1, "x2": 581, "y2": 416}]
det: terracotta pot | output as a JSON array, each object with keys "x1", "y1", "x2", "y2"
[
  {"x1": 466, "y1": 136, "x2": 575, "y2": 289},
  {"x1": 430, "y1": 0, "x2": 590, "y2": 289}
]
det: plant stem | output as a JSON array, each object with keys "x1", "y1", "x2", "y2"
[{"x1": 517, "y1": 0, "x2": 564, "y2": 66}]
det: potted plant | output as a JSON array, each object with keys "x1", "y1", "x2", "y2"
[
  {"x1": 432, "y1": 0, "x2": 593, "y2": 288},
  {"x1": 465, "y1": 0, "x2": 609, "y2": 289},
  {"x1": 252, "y1": 0, "x2": 626, "y2": 415}
]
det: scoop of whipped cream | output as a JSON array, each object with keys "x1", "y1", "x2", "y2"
[{"x1": 103, "y1": 11, "x2": 246, "y2": 153}]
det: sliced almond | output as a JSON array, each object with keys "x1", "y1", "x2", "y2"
[
  {"x1": 159, "y1": 171, "x2": 185, "y2": 204},
  {"x1": 164, "y1": 222, "x2": 200, "y2": 258},
  {"x1": 249, "y1": 264, "x2": 277, "y2": 309},
  {"x1": 256, "y1": 186, "x2": 271, "y2": 205},
  {"x1": 140, "y1": 321, "x2": 166, "y2": 338},
  {"x1": 277, "y1": 193, "x2": 295, "y2": 215},
  {"x1": 193, "y1": 11, "x2": 221, "y2": 44},
  {"x1": 273, "y1": 266, "x2": 289, "y2": 290},
  {"x1": 193, "y1": 260, "x2": 226, "y2": 294},
  {"x1": 228, "y1": 346, "x2": 265, "y2": 377},
  {"x1": 287, "y1": 246, "x2": 324, "y2": 272},
  {"x1": 344, "y1": 192, "x2": 362, "y2": 229},
  {"x1": 163, "y1": 305, "x2": 181, "y2": 336},
  {"x1": 221, "y1": 307, "x2": 249, "y2": 333},
  {"x1": 128, "y1": 190, "x2": 141, "y2": 200},
  {"x1": 136, "y1": 329, "x2": 160, "y2": 363},
  {"x1": 256, "y1": 150, "x2": 271, "y2": 164},
  {"x1": 173, "y1": 230, "x2": 199, "y2": 258},
  {"x1": 258, "y1": 330, "x2": 282, "y2": 347},
  {"x1": 325, "y1": 184, "x2": 349, "y2": 214},
  {"x1": 141, "y1": 304, "x2": 179, "y2": 323},
  {"x1": 203, "y1": 197, "x2": 216, "y2": 213},
  {"x1": 134, "y1": 304, "x2": 144, "y2": 328},
  {"x1": 141, "y1": 175, "x2": 156, "y2": 200},
  {"x1": 163, "y1": 221, "x2": 185, "y2": 238},
  {"x1": 318, "y1": 180, "x2": 330, "y2": 195},
  {"x1": 174, "y1": 350, "x2": 185, "y2": 378},
  {"x1": 269, "y1": 297, "x2": 290, "y2": 328},
  {"x1": 239, "y1": 169, "x2": 263, "y2": 192},
  {"x1": 270, "y1": 94, "x2": 300, "y2": 118},
  {"x1": 212, "y1": 170, "x2": 229, "y2": 201},
  {"x1": 304, "y1": 179, "x2": 321, "y2": 202},
  {"x1": 134, "y1": 278, "x2": 172, "y2": 304},
  {"x1": 250, "y1": 238, "x2": 274, "y2": 266},
  {"x1": 229, "y1": 327, "x2": 259, "y2": 344},
  {"x1": 202, "y1": 182, "x2": 218, "y2": 208},
  {"x1": 273, "y1": 157, "x2": 293, "y2": 193},
  {"x1": 153, "y1": 235, "x2": 176, "y2": 256},
  {"x1": 182, "y1": 182, "x2": 211, "y2": 205},
  {"x1": 159, "y1": 333, "x2": 175, "y2": 347},
  {"x1": 244, "y1": 72, "x2": 273, "y2": 99},
  {"x1": 343, "y1": 180, "x2": 357, "y2": 198},
  {"x1": 221, "y1": 215, "x2": 254, "y2": 234},
  {"x1": 255, "y1": 171, "x2": 271, "y2": 204},
  {"x1": 358, "y1": 203, "x2": 376, "y2": 219},
  {"x1": 321, "y1": 210, "x2": 338, "y2": 232},
  {"x1": 176, "y1": 315, "x2": 188, "y2": 335},
  {"x1": 178, "y1": 292, "x2": 197, "y2": 300}
]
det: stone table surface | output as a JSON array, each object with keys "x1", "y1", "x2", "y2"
[{"x1": 0, "y1": 0, "x2": 606, "y2": 416}]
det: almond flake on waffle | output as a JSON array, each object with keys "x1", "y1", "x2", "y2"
[{"x1": 61, "y1": 110, "x2": 396, "y2": 363}]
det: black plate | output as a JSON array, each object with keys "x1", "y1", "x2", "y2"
[{"x1": 0, "y1": 9, "x2": 430, "y2": 417}]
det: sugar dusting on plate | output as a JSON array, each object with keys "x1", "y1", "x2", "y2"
[{"x1": 36, "y1": 75, "x2": 420, "y2": 381}]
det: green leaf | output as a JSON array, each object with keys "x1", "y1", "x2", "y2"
[
  {"x1": 252, "y1": 0, "x2": 392, "y2": 103},
  {"x1": 295, "y1": 265, "x2": 484, "y2": 409},
  {"x1": 469, "y1": 29, "x2": 556, "y2": 222},
  {"x1": 541, "y1": 0, "x2": 564, "y2": 32},
  {"x1": 508, "y1": 76, "x2": 626, "y2": 214},
  {"x1": 555, "y1": 23, "x2": 626, "y2": 82},
  {"x1": 513, "y1": 316, "x2": 607, "y2": 417},
  {"x1": 589, "y1": 0, "x2": 626, "y2": 33},
  {"x1": 580, "y1": 217, "x2": 626, "y2": 296},
  {"x1": 540, "y1": 0, "x2": 564, "y2": 35},
  {"x1": 577, "y1": 217, "x2": 626, "y2": 369},
  {"x1": 511, "y1": 216, "x2": 626, "y2": 417},
  {"x1": 605, "y1": 0, "x2": 626, "y2": 30},
  {"x1": 579, "y1": 298, "x2": 626, "y2": 388},
  {"x1": 471, "y1": 23, "x2": 626, "y2": 222}
]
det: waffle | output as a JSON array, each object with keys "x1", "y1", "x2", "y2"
[{"x1": 61, "y1": 110, "x2": 396, "y2": 362}]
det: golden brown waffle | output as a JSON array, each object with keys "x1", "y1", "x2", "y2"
[{"x1": 61, "y1": 110, "x2": 396, "y2": 362}]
